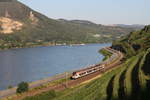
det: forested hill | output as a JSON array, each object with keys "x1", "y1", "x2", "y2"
[
  {"x1": 112, "y1": 25, "x2": 150, "y2": 58},
  {"x1": 0, "y1": 0, "x2": 143, "y2": 49},
  {"x1": 109, "y1": 24, "x2": 145, "y2": 30}
]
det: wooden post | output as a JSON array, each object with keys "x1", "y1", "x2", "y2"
[{"x1": 65, "y1": 72, "x2": 68, "y2": 88}]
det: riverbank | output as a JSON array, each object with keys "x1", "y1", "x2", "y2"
[
  {"x1": 0, "y1": 72, "x2": 72, "y2": 99},
  {"x1": 0, "y1": 41, "x2": 110, "y2": 51},
  {"x1": 99, "y1": 48, "x2": 113, "y2": 61},
  {"x1": 0, "y1": 43, "x2": 86, "y2": 51}
]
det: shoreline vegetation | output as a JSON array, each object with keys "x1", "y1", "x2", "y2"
[
  {"x1": 0, "y1": 42, "x2": 99, "y2": 51},
  {"x1": 0, "y1": 41, "x2": 110, "y2": 51},
  {"x1": 99, "y1": 48, "x2": 113, "y2": 61},
  {"x1": 0, "y1": 72, "x2": 72, "y2": 99}
]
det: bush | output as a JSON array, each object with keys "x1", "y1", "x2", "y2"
[
  {"x1": 16, "y1": 82, "x2": 29, "y2": 93},
  {"x1": 8, "y1": 85, "x2": 13, "y2": 89}
]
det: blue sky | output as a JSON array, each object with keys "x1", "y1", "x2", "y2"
[{"x1": 19, "y1": 0, "x2": 150, "y2": 25}]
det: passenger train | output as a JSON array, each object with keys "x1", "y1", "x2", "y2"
[{"x1": 71, "y1": 47, "x2": 121, "y2": 79}]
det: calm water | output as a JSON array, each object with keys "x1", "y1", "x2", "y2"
[{"x1": 0, "y1": 43, "x2": 110, "y2": 90}]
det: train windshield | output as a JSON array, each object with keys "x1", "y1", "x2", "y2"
[{"x1": 73, "y1": 72, "x2": 76, "y2": 75}]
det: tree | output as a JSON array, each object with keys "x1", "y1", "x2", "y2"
[
  {"x1": 7, "y1": 85, "x2": 13, "y2": 89},
  {"x1": 16, "y1": 82, "x2": 29, "y2": 93}
]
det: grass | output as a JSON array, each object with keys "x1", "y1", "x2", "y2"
[
  {"x1": 32, "y1": 77, "x2": 71, "y2": 90},
  {"x1": 124, "y1": 56, "x2": 139, "y2": 97},
  {"x1": 112, "y1": 53, "x2": 147, "y2": 100},
  {"x1": 99, "y1": 49, "x2": 112, "y2": 61},
  {"x1": 23, "y1": 65, "x2": 123, "y2": 100},
  {"x1": 138, "y1": 52, "x2": 147, "y2": 91},
  {"x1": 112, "y1": 57, "x2": 134, "y2": 100},
  {"x1": 24, "y1": 90, "x2": 56, "y2": 100},
  {"x1": 54, "y1": 66, "x2": 126, "y2": 100},
  {"x1": 112, "y1": 51, "x2": 149, "y2": 100},
  {"x1": 138, "y1": 50, "x2": 150, "y2": 92},
  {"x1": 23, "y1": 83, "x2": 86, "y2": 100}
]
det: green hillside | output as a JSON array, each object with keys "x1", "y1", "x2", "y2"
[
  {"x1": 23, "y1": 25, "x2": 150, "y2": 100},
  {"x1": 0, "y1": 0, "x2": 141, "y2": 49}
]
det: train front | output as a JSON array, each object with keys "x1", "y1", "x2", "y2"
[{"x1": 71, "y1": 72, "x2": 79, "y2": 79}]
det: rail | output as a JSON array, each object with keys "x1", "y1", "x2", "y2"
[{"x1": 71, "y1": 47, "x2": 124, "y2": 79}]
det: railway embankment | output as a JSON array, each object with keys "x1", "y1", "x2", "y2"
[{"x1": 0, "y1": 73, "x2": 72, "y2": 99}]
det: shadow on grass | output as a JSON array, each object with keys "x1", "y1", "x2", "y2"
[
  {"x1": 106, "y1": 75, "x2": 116, "y2": 100},
  {"x1": 145, "y1": 80, "x2": 150, "y2": 98},
  {"x1": 118, "y1": 70, "x2": 127, "y2": 100},
  {"x1": 142, "y1": 52, "x2": 150, "y2": 75},
  {"x1": 130, "y1": 58, "x2": 141, "y2": 100},
  {"x1": 140, "y1": 80, "x2": 150, "y2": 100}
]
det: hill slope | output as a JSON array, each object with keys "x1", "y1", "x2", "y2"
[
  {"x1": 0, "y1": 0, "x2": 141, "y2": 49},
  {"x1": 107, "y1": 24, "x2": 145, "y2": 30}
]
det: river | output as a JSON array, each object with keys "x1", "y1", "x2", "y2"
[{"x1": 0, "y1": 43, "x2": 111, "y2": 90}]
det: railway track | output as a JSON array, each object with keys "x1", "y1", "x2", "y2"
[{"x1": 71, "y1": 47, "x2": 123, "y2": 79}]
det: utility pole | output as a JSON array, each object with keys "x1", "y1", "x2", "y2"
[{"x1": 65, "y1": 72, "x2": 68, "y2": 88}]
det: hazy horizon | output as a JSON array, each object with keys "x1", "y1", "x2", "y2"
[{"x1": 18, "y1": 0, "x2": 149, "y2": 25}]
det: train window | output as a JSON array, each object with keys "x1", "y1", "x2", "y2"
[
  {"x1": 79, "y1": 73, "x2": 83, "y2": 75},
  {"x1": 87, "y1": 70, "x2": 92, "y2": 73},
  {"x1": 73, "y1": 72, "x2": 76, "y2": 75},
  {"x1": 79, "y1": 72, "x2": 86, "y2": 76}
]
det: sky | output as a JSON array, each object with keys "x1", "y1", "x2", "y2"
[{"x1": 18, "y1": 0, "x2": 150, "y2": 25}]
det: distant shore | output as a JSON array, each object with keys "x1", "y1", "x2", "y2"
[
  {"x1": 0, "y1": 42, "x2": 110, "y2": 51},
  {"x1": 0, "y1": 42, "x2": 87, "y2": 51}
]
